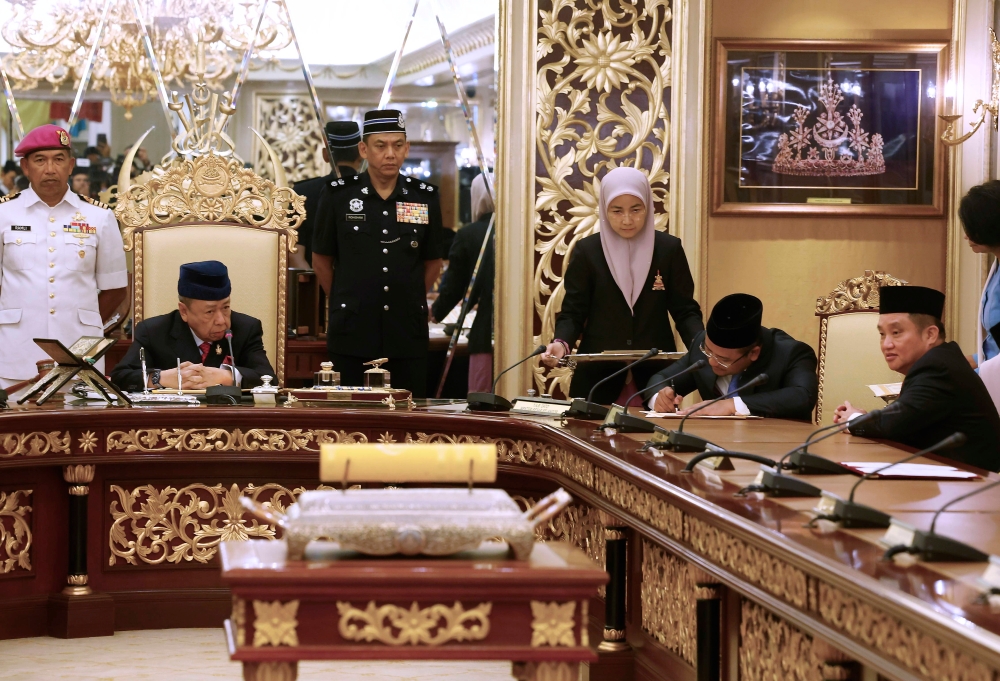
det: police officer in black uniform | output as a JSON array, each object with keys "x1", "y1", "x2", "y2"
[
  {"x1": 293, "y1": 121, "x2": 363, "y2": 266},
  {"x1": 312, "y1": 109, "x2": 445, "y2": 397}
]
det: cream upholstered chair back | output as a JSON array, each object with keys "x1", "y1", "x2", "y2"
[
  {"x1": 814, "y1": 271, "x2": 907, "y2": 425},
  {"x1": 115, "y1": 151, "x2": 304, "y2": 386}
]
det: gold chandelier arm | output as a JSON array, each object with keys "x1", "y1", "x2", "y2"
[
  {"x1": 127, "y1": 0, "x2": 175, "y2": 136},
  {"x1": 0, "y1": 57, "x2": 25, "y2": 140},
  {"x1": 226, "y1": 0, "x2": 273, "y2": 116}
]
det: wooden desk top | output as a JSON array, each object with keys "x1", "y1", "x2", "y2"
[{"x1": 3, "y1": 399, "x2": 1000, "y2": 672}]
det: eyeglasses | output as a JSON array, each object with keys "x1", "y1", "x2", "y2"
[{"x1": 699, "y1": 343, "x2": 749, "y2": 370}]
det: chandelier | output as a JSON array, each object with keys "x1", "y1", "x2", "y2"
[{"x1": 1, "y1": 0, "x2": 292, "y2": 119}]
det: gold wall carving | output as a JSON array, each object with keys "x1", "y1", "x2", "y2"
[
  {"x1": 254, "y1": 95, "x2": 331, "y2": 185},
  {"x1": 78, "y1": 431, "x2": 97, "y2": 453},
  {"x1": 641, "y1": 540, "x2": 696, "y2": 664},
  {"x1": 233, "y1": 596, "x2": 246, "y2": 647},
  {"x1": 108, "y1": 482, "x2": 329, "y2": 566},
  {"x1": 0, "y1": 431, "x2": 70, "y2": 458},
  {"x1": 816, "y1": 582, "x2": 993, "y2": 681},
  {"x1": 530, "y1": 601, "x2": 577, "y2": 647},
  {"x1": 532, "y1": 0, "x2": 674, "y2": 395},
  {"x1": 739, "y1": 599, "x2": 823, "y2": 681},
  {"x1": 336, "y1": 601, "x2": 492, "y2": 646},
  {"x1": 106, "y1": 428, "x2": 368, "y2": 453},
  {"x1": 115, "y1": 153, "x2": 305, "y2": 248},
  {"x1": 253, "y1": 599, "x2": 300, "y2": 647},
  {"x1": 0, "y1": 489, "x2": 32, "y2": 574},
  {"x1": 685, "y1": 515, "x2": 811, "y2": 609}
]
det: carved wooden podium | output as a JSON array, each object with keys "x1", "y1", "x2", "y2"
[{"x1": 221, "y1": 540, "x2": 606, "y2": 681}]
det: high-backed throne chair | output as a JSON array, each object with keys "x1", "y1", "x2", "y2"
[
  {"x1": 814, "y1": 270, "x2": 907, "y2": 425},
  {"x1": 113, "y1": 89, "x2": 304, "y2": 386}
]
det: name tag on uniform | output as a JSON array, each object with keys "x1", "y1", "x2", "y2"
[
  {"x1": 396, "y1": 202, "x2": 429, "y2": 224},
  {"x1": 11, "y1": 225, "x2": 30, "y2": 231},
  {"x1": 346, "y1": 214, "x2": 365, "y2": 222}
]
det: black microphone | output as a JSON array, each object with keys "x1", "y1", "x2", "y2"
[
  {"x1": 778, "y1": 407, "x2": 890, "y2": 475},
  {"x1": 613, "y1": 359, "x2": 707, "y2": 433},
  {"x1": 664, "y1": 373, "x2": 768, "y2": 452},
  {"x1": 564, "y1": 348, "x2": 659, "y2": 419},
  {"x1": 880, "y1": 435, "x2": 993, "y2": 562},
  {"x1": 206, "y1": 329, "x2": 243, "y2": 405},
  {"x1": 815, "y1": 433, "x2": 968, "y2": 530},
  {"x1": 225, "y1": 330, "x2": 238, "y2": 386},
  {"x1": 467, "y1": 345, "x2": 546, "y2": 412}
]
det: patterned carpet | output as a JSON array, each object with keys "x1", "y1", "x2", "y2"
[{"x1": 0, "y1": 628, "x2": 515, "y2": 680}]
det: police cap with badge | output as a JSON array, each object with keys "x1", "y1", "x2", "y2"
[{"x1": 326, "y1": 120, "x2": 361, "y2": 150}]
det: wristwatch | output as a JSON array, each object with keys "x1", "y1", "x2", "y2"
[{"x1": 150, "y1": 369, "x2": 163, "y2": 389}]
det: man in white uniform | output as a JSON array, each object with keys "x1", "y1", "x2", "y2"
[{"x1": 0, "y1": 124, "x2": 127, "y2": 386}]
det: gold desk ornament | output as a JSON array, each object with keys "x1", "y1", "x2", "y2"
[
  {"x1": 363, "y1": 357, "x2": 390, "y2": 388},
  {"x1": 240, "y1": 442, "x2": 573, "y2": 561}
]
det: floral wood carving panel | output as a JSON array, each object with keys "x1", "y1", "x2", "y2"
[
  {"x1": 739, "y1": 599, "x2": 823, "y2": 681},
  {"x1": 532, "y1": 0, "x2": 673, "y2": 395},
  {"x1": 107, "y1": 482, "x2": 331, "y2": 567},
  {"x1": 641, "y1": 539, "x2": 696, "y2": 664},
  {"x1": 254, "y1": 95, "x2": 331, "y2": 185},
  {"x1": 0, "y1": 489, "x2": 32, "y2": 574}
]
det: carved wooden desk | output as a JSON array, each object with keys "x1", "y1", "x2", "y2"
[
  {"x1": 220, "y1": 540, "x2": 605, "y2": 681},
  {"x1": 3, "y1": 401, "x2": 1000, "y2": 681}
]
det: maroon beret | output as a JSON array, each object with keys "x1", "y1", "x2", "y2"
[{"x1": 15, "y1": 124, "x2": 72, "y2": 158}]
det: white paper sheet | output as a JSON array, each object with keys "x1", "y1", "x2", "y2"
[{"x1": 839, "y1": 462, "x2": 979, "y2": 479}]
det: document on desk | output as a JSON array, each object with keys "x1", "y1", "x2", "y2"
[
  {"x1": 838, "y1": 462, "x2": 980, "y2": 480},
  {"x1": 641, "y1": 412, "x2": 762, "y2": 420}
]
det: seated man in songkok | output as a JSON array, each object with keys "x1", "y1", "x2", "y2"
[
  {"x1": 643, "y1": 293, "x2": 818, "y2": 420},
  {"x1": 835, "y1": 285, "x2": 1000, "y2": 471},
  {"x1": 110, "y1": 261, "x2": 274, "y2": 391}
]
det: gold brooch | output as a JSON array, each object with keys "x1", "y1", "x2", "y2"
[
  {"x1": 652, "y1": 270, "x2": 665, "y2": 291},
  {"x1": 216, "y1": 345, "x2": 223, "y2": 355}
]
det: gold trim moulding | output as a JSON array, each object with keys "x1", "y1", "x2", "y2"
[
  {"x1": 68, "y1": 485, "x2": 89, "y2": 496},
  {"x1": 0, "y1": 489, "x2": 33, "y2": 574}
]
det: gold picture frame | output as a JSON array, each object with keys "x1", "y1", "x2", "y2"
[{"x1": 711, "y1": 40, "x2": 948, "y2": 217}]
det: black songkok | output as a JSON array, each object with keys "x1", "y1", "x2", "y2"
[
  {"x1": 706, "y1": 293, "x2": 763, "y2": 349},
  {"x1": 879, "y1": 285, "x2": 945, "y2": 318}
]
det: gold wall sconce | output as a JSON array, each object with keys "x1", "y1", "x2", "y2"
[{"x1": 940, "y1": 29, "x2": 1000, "y2": 146}]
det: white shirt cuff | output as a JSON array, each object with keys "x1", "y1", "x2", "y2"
[
  {"x1": 647, "y1": 392, "x2": 658, "y2": 411},
  {"x1": 229, "y1": 366, "x2": 242, "y2": 388},
  {"x1": 733, "y1": 396, "x2": 751, "y2": 416},
  {"x1": 96, "y1": 269, "x2": 128, "y2": 291},
  {"x1": 847, "y1": 411, "x2": 864, "y2": 422}
]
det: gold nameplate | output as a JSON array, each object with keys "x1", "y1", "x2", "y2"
[
  {"x1": 880, "y1": 520, "x2": 916, "y2": 549},
  {"x1": 805, "y1": 197, "x2": 852, "y2": 205}
]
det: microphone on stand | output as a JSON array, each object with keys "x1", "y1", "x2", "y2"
[
  {"x1": 564, "y1": 348, "x2": 659, "y2": 420},
  {"x1": 812, "y1": 432, "x2": 968, "y2": 530},
  {"x1": 613, "y1": 359, "x2": 707, "y2": 433},
  {"x1": 467, "y1": 345, "x2": 546, "y2": 412},
  {"x1": 663, "y1": 373, "x2": 768, "y2": 452},
  {"x1": 206, "y1": 329, "x2": 242, "y2": 405},
  {"x1": 225, "y1": 330, "x2": 238, "y2": 386},
  {"x1": 778, "y1": 407, "x2": 892, "y2": 475}
]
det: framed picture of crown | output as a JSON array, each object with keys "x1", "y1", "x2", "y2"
[{"x1": 712, "y1": 40, "x2": 947, "y2": 216}]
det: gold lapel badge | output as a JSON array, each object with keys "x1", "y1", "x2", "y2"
[
  {"x1": 652, "y1": 270, "x2": 665, "y2": 291},
  {"x1": 216, "y1": 345, "x2": 223, "y2": 355}
]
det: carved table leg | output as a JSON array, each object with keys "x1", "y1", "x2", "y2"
[
  {"x1": 511, "y1": 661, "x2": 579, "y2": 681},
  {"x1": 242, "y1": 661, "x2": 298, "y2": 681},
  {"x1": 695, "y1": 582, "x2": 722, "y2": 681},
  {"x1": 598, "y1": 516, "x2": 629, "y2": 652},
  {"x1": 48, "y1": 464, "x2": 114, "y2": 638}
]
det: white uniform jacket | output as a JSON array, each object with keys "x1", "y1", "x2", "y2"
[{"x1": 0, "y1": 187, "x2": 127, "y2": 380}]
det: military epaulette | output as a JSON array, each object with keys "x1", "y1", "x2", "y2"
[
  {"x1": 77, "y1": 193, "x2": 111, "y2": 210},
  {"x1": 327, "y1": 174, "x2": 361, "y2": 192},
  {"x1": 0, "y1": 191, "x2": 21, "y2": 205},
  {"x1": 402, "y1": 176, "x2": 438, "y2": 194}
]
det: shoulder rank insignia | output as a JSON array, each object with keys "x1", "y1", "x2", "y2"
[
  {"x1": 77, "y1": 193, "x2": 110, "y2": 210},
  {"x1": 0, "y1": 191, "x2": 21, "y2": 205}
]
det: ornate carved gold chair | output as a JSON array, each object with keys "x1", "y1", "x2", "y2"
[
  {"x1": 814, "y1": 271, "x2": 907, "y2": 425},
  {"x1": 113, "y1": 100, "x2": 304, "y2": 386}
]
